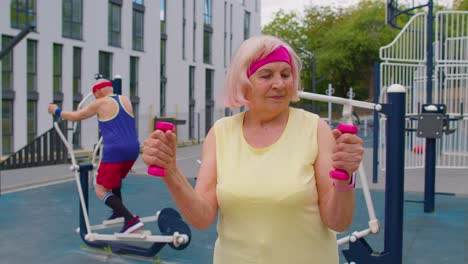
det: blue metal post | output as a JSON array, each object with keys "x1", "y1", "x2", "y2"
[
  {"x1": 373, "y1": 62, "x2": 381, "y2": 183},
  {"x1": 79, "y1": 163, "x2": 94, "y2": 235},
  {"x1": 112, "y1": 75, "x2": 122, "y2": 95},
  {"x1": 384, "y1": 85, "x2": 406, "y2": 264},
  {"x1": 424, "y1": 0, "x2": 436, "y2": 213}
]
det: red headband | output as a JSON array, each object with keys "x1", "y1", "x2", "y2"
[
  {"x1": 247, "y1": 45, "x2": 292, "y2": 78},
  {"x1": 92, "y1": 81, "x2": 113, "y2": 93}
]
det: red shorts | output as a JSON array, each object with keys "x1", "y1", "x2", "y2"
[{"x1": 96, "y1": 160, "x2": 136, "y2": 189}]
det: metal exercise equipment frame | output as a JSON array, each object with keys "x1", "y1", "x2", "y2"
[
  {"x1": 382, "y1": 1, "x2": 468, "y2": 213},
  {"x1": 299, "y1": 83, "x2": 406, "y2": 263},
  {"x1": 52, "y1": 75, "x2": 191, "y2": 257}
]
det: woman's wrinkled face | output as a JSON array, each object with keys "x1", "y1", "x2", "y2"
[{"x1": 247, "y1": 61, "x2": 294, "y2": 112}]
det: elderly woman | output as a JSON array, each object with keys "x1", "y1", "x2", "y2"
[{"x1": 142, "y1": 35, "x2": 363, "y2": 264}]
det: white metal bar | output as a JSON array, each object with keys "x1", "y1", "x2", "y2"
[
  {"x1": 298, "y1": 91, "x2": 377, "y2": 111},
  {"x1": 337, "y1": 229, "x2": 372, "y2": 246},
  {"x1": 91, "y1": 136, "x2": 103, "y2": 185},
  {"x1": 53, "y1": 122, "x2": 93, "y2": 237},
  {"x1": 73, "y1": 92, "x2": 94, "y2": 132},
  {"x1": 91, "y1": 214, "x2": 159, "y2": 231},
  {"x1": 85, "y1": 232, "x2": 189, "y2": 244}
]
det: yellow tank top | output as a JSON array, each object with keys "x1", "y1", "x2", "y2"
[{"x1": 213, "y1": 107, "x2": 338, "y2": 264}]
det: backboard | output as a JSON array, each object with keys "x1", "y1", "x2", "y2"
[{"x1": 386, "y1": 0, "x2": 431, "y2": 28}]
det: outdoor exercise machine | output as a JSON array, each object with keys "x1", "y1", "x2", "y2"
[
  {"x1": 299, "y1": 83, "x2": 406, "y2": 263},
  {"x1": 53, "y1": 75, "x2": 191, "y2": 257},
  {"x1": 405, "y1": 103, "x2": 463, "y2": 212}
]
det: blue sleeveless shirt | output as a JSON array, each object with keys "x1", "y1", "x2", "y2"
[{"x1": 98, "y1": 95, "x2": 140, "y2": 162}]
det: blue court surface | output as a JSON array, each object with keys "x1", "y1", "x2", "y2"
[{"x1": 0, "y1": 172, "x2": 466, "y2": 263}]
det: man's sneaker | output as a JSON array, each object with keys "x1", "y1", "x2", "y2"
[
  {"x1": 107, "y1": 211, "x2": 122, "y2": 221},
  {"x1": 121, "y1": 216, "x2": 144, "y2": 234}
]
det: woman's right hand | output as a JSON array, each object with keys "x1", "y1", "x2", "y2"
[{"x1": 142, "y1": 129, "x2": 178, "y2": 176}]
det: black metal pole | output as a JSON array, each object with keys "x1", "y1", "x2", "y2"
[
  {"x1": 0, "y1": 24, "x2": 35, "y2": 60},
  {"x1": 424, "y1": 0, "x2": 436, "y2": 213}
]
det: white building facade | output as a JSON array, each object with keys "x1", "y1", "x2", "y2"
[{"x1": 0, "y1": 0, "x2": 261, "y2": 156}]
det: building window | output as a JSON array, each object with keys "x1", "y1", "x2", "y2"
[
  {"x1": 27, "y1": 39, "x2": 38, "y2": 143},
  {"x1": 2, "y1": 36, "x2": 14, "y2": 92},
  {"x1": 99, "y1": 51, "x2": 113, "y2": 79},
  {"x1": 160, "y1": 41, "x2": 166, "y2": 76},
  {"x1": 203, "y1": 0, "x2": 213, "y2": 64},
  {"x1": 73, "y1": 47, "x2": 82, "y2": 95},
  {"x1": 130, "y1": 57, "x2": 139, "y2": 97},
  {"x1": 72, "y1": 47, "x2": 82, "y2": 149},
  {"x1": 203, "y1": 0, "x2": 212, "y2": 26},
  {"x1": 230, "y1": 4, "x2": 233, "y2": 58},
  {"x1": 2, "y1": 100, "x2": 14, "y2": 154},
  {"x1": 188, "y1": 66, "x2": 196, "y2": 139},
  {"x1": 2, "y1": 36, "x2": 14, "y2": 155},
  {"x1": 192, "y1": 0, "x2": 197, "y2": 62},
  {"x1": 27, "y1": 39, "x2": 37, "y2": 92},
  {"x1": 244, "y1": 11, "x2": 250, "y2": 40},
  {"x1": 205, "y1": 69, "x2": 214, "y2": 134},
  {"x1": 160, "y1": 0, "x2": 166, "y2": 34},
  {"x1": 27, "y1": 100, "x2": 37, "y2": 142},
  {"x1": 130, "y1": 56, "x2": 139, "y2": 132},
  {"x1": 132, "y1": 3, "x2": 144, "y2": 51},
  {"x1": 224, "y1": 2, "x2": 227, "y2": 67},
  {"x1": 203, "y1": 29, "x2": 212, "y2": 64},
  {"x1": 62, "y1": 0, "x2": 83, "y2": 39},
  {"x1": 53, "y1": 44, "x2": 63, "y2": 94},
  {"x1": 72, "y1": 101, "x2": 81, "y2": 149},
  {"x1": 10, "y1": 0, "x2": 36, "y2": 29},
  {"x1": 108, "y1": 1, "x2": 122, "y2": 47},
  {"x1": 160, "y1": 39, "x2": 167, "y2": 116},
  {"x1": 133, "y1": 0, "x2": 143, "y2": 4},
  {"x1": 182, "y1": 0, "x2": 186, "y2": 60}
]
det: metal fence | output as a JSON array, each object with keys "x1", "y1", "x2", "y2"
[
  {"x1": 378, "y1": 11, "x2": 468, "y2": 171},
  {"x1": 0, "y1": 120, "x2": 68, "y2": 170}
]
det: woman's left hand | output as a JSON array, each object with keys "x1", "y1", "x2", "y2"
[{"x1": 331, "y1": 129, "x2": 364, "y2": 175}]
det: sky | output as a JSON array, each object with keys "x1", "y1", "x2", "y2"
[{"x1": 261, "y1": 0, "x2": 454, "y2": 26}]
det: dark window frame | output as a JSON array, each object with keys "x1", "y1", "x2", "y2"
[
  {"x1": 243, "y1": 11, "x2": 251, "y2": 40},
  {"x1": 160, "y1": 0, "x2": 166, "y2": 34},
  {"x1": 99, "y1": 51, "x2": 113, "y2": 79},
  {"x1": 132, "y1": 4, "x2": 145, "y2": 51},
  {"x1": 2, "y1": 100, "x2": 14, "y2": 154},
  {"x1": 108, "y1": 1, "x2": 122, "y2": 47},
  {"x1": 27, "y1": 39, "x2": 38, "y2": 92},
  {"x1": 2, "y1": 36, "x2": 14, "y2": 92},
  {"x1": 203, "y1": 0, "x2": 212, "y2": 26},
  {"x1": 62, "y1": 0, "x2": 83, "y2": 40},
  {"x1": 10, "y1": 0, "x2": 37, "y2": 29},
  {"x1": 73, "y1": 47, "x2": 82, "y2": 95},
  {"x1": 53, "y1": 43, "x2": 63, "y2": 93}
]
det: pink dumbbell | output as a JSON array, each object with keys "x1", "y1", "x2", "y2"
[
  {"x1": 329, "y1": 124, "x2": 359, "y2": 181},
  {"x1": 147, "y1": 121, "x2": 175, "y2": 177}
]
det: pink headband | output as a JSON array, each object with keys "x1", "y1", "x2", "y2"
[
  {"x1": 247, "y1": 45, "x2": 292, "y2": 78},
  {"x1": 93, "y1": 81, "x2": 113, "y2": 93}
]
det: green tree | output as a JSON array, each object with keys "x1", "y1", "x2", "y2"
[
  {"x1": 454, "y1": 0, "x2": 468, "y2": 10},
  {"x1": 316, "y1": 1, "x2": 398, "y2": 99},
  {"x1": 263, "y1": 1, "x2": 398, "y2": 100}
]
